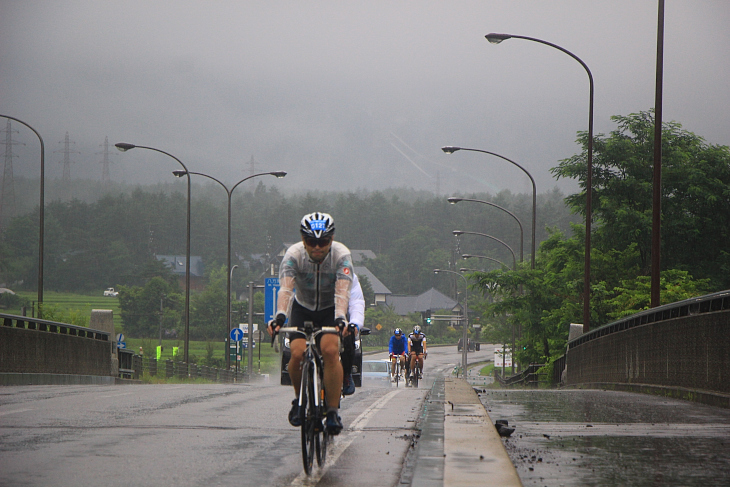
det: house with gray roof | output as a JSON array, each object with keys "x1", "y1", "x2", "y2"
[
  {"x1": 353, "y1": 266, "x2": 391, "y2": 305},
  {"x1": 384, "y1": 288, "x2": 458, "y2": 316},
  {"x1": 156, "y1": 255, "x2": 205, "y2": 291}
]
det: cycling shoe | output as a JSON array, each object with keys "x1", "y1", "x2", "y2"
[
  {"x1": 342, "y1": 374, "x2": 356, "y2": 396},
  {"x1": 289, "y1": 399, "x2": 301, "y2": 427},
  {"x1": 325, "y1": 410, "x2": 343, "y2": 435}
]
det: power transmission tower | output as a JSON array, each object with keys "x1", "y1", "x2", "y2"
[
  {"x1": 248, "y1": 155, "x2": 259, "y2": 191},
  {"x1": 55, "y1": 132, "x2": 79, "y2": 181},
  {"x1": 0, "y1": 120, "x2": 23, "y2": 231},
  {"x1": 96, "y1": 136, "x2": 115, "y2": 183}
]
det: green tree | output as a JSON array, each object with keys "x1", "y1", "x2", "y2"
[
  {"x1": 118, "y1": 277, "x2": 182, "y2": 338},
  {"x1": 189, "y1": 265, "x2": 227, "y2": 340},
  {"x1": 552, "y1": 110, "x2": 730, "y2": 288}
]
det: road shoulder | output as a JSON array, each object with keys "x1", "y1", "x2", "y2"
[{"x1": 443, "y1": 377, "x2": 522, "y2": 486}]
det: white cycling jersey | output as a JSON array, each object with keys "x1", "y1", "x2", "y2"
[{"x1": 277, "y1": 241, "x2": 354, "y2": 321}]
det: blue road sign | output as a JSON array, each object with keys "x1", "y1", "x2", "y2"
[
  {"x1": 230, "y1": 328, "x2": 244, "y2": 342},
  {"x1": 116, "y1": 333, "x2": 126, "y2": 348},
  {"x1": 265, "y1": 277, "x2": 280, "y2": 323}
]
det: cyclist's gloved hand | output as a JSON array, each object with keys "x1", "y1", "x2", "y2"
[
  {"x1": 268, "y1": 313, "x2": 286, "y2": 335},
  {"x1": 334, "y1": 317, "x2": 347, "y2": 332}
]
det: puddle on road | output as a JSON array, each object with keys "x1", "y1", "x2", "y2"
[{"x1": 478, "y1": 389, "x2": 730, "y2": 487}]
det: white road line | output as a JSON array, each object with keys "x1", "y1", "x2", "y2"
[
  {"x1": 290, "y1": 389, "x2": 402, "y2": 485},
  {"x1": 0, "y1": 408, "x2": 34, "y2": 416},
  {"x1": 98, "y1": 392, "x2": 134, "y2": 399}
]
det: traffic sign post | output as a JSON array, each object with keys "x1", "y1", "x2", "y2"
[
  {"x1": 116, "y1": 333, "x2": 126, "y2": 349},
  {"x1": 264, "y1": 278, "x2": 280, "y2": 323}
]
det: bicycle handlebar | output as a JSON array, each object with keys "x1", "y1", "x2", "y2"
[{"x1": 278, "y1": 326, "x2": 339, "y2": 334}]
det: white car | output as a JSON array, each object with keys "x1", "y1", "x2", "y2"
[{"x1": 104, "y1": 287, "x2": 119, "y2": 297}]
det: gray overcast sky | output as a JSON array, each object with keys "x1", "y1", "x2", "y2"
[{"x1": 1, "y1": 1, "x2": 728, "y2": 197}]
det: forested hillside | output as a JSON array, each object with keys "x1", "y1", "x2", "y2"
[{"x1": 0, "y1": 183, "x2": 577, "y2": 297}]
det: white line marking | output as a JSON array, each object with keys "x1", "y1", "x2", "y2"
[
  {"x1": 290, "y1": 389, "x2": 402, "y2": 485},
  {"x1": 98, "y1": 392, "x2": 133, "y2": 399},
  {"x1": 0, "y1": 408, "x2": 34, "y2": 416}
]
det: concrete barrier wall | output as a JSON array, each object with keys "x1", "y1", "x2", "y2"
[
  {"x1": 0, "y1": 326, "x2": 112, "y2": 376},
  {"x1": 565, "y1": 310, "x2": 730, "y2": 395}
]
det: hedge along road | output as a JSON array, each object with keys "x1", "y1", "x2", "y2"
[{"x1": 0, "y1": 345, "x2": 491, "y2": 486}]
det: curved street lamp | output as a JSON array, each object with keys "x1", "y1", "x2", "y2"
[
  {"x1": 434, "y1": 268, "x2": 468, "y2": 374},
  {"x1": 448, "y1": 196, "x2": 523, "y2": 264},
  {"x1": 453, "y1": 230, "x2": 517, "y2": 270},
  {"x1": 462, "y1": 254, "x2": 509, "y2": 270},
  {"x1": 485, "y1": 32, "x2": 594, "y2": 331},
  {"x1": 173, "y1": 169, "x2": 287, "y2": 370},
  {"x1": 0, "y1": 114, "x2": 45, "y2": 316},
  {"x1": 443, "y1": 147, "x2": 535, "y2": 269},
  {"x1": 115, "y1": 142, "x2": 192, "y2": 363}
]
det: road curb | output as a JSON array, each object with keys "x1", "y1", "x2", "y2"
[{"x1": 443, "y1": 377, "x2": 523, "y2": 486}]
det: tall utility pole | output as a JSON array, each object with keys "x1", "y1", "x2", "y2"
[
  {"x1": 0, "y1": 120, "x2": 22, "y2": 230},
  {"x1": 97, "y1": 136, "x2": 114, "y2": 183}
]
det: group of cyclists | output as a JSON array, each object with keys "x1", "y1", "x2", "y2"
[
  {"x1": 267, "y1": 211, "x2": 429, "y2": 439},
  {"x1": 388, "y1": 326, "x2": 427, "y2": 385}
]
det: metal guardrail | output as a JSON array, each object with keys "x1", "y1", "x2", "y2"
[
  {"x1": 567, "y1": 290, "x2": 730, "y2": 351},
  {"x1": 119, "y1": 351, "x2": 248, "y2": 383},
  {"x1": 495, "y1": 363, "x2": 546, "y2": 387},
  {"x1": 1, "y1": 312, "x2": 110, "y2": 341}
]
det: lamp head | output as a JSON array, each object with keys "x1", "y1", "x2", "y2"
[
  {"x1": 459, "y1": 268, "x2": 471, "y2": 273},
  {"x1": 115, "y1": 142, "x2": 136, "y2": 152},
  {"x1": 485, "y1": 33, "x2": 512, "y2": 44},
  {"x1": 433, "y1": 269, "x2": 441, "y2": 274},
  {"x1": 462, "y1": 254, "x2": 473, "y2": 259},
  {"x1": 442, "y1": 146, "x2": 461, "y2": 154},
  {"x1": 271, "y1": 171, "x2": 287, "y2": 178},
  {"x1": 172, "y1": 170, "x2": 188, "y2": 178},
  {"x1": 453, "y1": 230, "x2": 464, "y2": 236},
  {"x1": 447, "y1": 197, "x2": 462, "y2": 205}
]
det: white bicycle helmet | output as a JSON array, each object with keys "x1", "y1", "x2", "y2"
[{"x1": 300, "y1": 212, "x2": 335, "y2": 239}]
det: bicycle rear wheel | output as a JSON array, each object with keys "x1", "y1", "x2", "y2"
[
  {"x1": 412, "y1": 365, "x2": 420, "y2": 388},
  {"x1": 300, "y1": 361, "x2": 315, "y2": 475}
]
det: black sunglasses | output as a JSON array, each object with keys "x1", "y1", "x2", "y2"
[{"x1": 304, "y1": 236, "x2": 332, "y2": 248}]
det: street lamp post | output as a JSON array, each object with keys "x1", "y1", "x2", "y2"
[
  {"x1": 434, "y1": 268, "x2": 469, "y2": 375},
  {"x1": 442, "y1": 147, "x2": 535, "y2": 269},
  {"x1": 453, "y1": 230, "x2": 517, "y2": 270},
  {"x1": 485, "y1": 33, "x2": 594, "y2": 331},
  {"x1": 115, "y1": 143, "x2": 192, "y2": 362},
  {"x1": 448, "y1": 196, "x2": 524, "y2": 265},
  {"x1": 461, "y1": 254, "x2": 509, "y2": 270},
  {"x1": 0, "y1": 115, "x2": 44, "y2": 316},
  {"x1": 173, "y1": 169, "x2": 287, "y2": 370}
]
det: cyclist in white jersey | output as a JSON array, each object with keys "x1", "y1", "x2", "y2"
[{"x1": 268, "y1": 212, "x2": 353, "y2": 435}]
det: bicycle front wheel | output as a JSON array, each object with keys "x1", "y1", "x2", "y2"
[
  {"x1": 300, "y1": 361, "x2": 315, "y2": 475},
  {"x1": 314, "y1": 366, "x2": 327, "y2": 467}
]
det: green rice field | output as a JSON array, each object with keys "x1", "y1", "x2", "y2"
[{"x1": 9, "y1": 290, "x2": 124, "y2": 332}]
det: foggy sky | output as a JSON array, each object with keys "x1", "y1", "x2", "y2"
[{"x1": 1, "y1": 1, "x2": 728, "y2": 198}]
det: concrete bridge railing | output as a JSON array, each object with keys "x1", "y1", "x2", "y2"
[
  {"x1": 1, "y1": 312, "x2": 113, "y2": 384},
  {"x1": 563, "y1": 290, "x2": 730, "y2": 407}
]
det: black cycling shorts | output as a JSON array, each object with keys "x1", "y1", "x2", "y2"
[{"x1": 288, "y1": 300, "x2": 336, "y2": 344}]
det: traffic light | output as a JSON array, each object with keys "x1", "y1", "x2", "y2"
[{"x1": 425, "y1": 310, "x2": 432, "y2": 325}]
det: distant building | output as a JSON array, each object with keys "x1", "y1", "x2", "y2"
[
  {"x1": 353, "y1": 266, "x2": 391, "y2": 305},
  {"x1": 384, "y1": 288, "x2": 458, "y2": 317},
  {"x1": 156, "y1": 255, "x2": 205, "y2": 291}
]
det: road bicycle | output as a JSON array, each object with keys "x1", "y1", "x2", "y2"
[
  {"x1": 409, "y1": 354, "x2": 423, "y2": 388},
  {"x1": 278, "y1": 321, "x2": 338, "y2": 475},
  {"x1": 391, "y1": 355, "x2": 403, "y2": 387}
]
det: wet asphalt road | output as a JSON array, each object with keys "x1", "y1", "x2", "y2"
[
  {"x1": 0, "y1": 345, "x2": 490, "y2": 487},
  {"x1": 478, "y1": 388, "x2": 730, "y2": 487}
]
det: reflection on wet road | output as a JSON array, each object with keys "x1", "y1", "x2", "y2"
[{"x1": 478, "y1": 389, "x2": 730, "y2": 486}]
